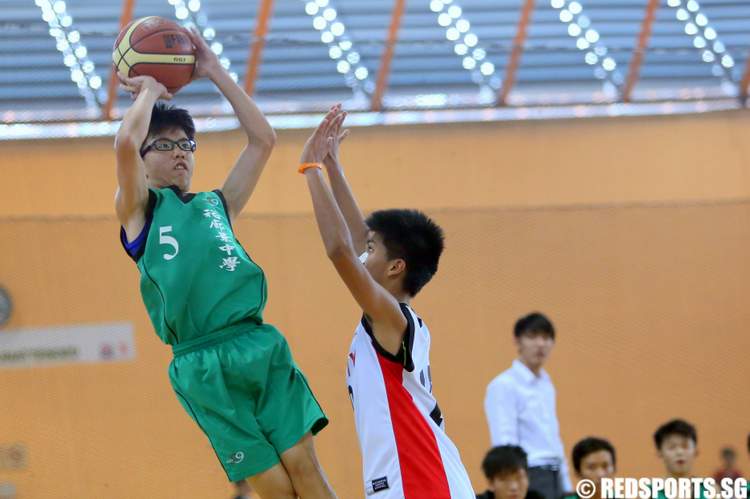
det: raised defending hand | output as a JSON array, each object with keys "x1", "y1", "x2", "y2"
[
  {"x1": 301, "y1": 105, "x2": 344, "y2": 166},
  {"x1": 323, "y1": 104, "x2": 350, "y2": 168}
]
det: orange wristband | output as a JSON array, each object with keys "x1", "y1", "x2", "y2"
[{"x1": 298, "y1": 162, "x2": 322, "y2": 174}]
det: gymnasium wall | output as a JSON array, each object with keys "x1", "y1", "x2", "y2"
[{"x1": 1, "y1": 110, "x2": 749, "y2": 498}]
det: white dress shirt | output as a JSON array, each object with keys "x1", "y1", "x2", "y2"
[{"x1": 484, "y1": 359, "x2": 572, "y2": 492}]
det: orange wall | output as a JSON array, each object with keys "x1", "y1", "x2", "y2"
[
  {"x1": 2, "y1": 110, "x2": 750, "y2": 218},
  {"x1": 1, "y1": 111, "x2": 749, "y2": 498}
]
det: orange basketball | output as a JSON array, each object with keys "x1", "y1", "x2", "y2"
[{"x1": 112, "y1": 16, "x2": 196, "y2": 94}]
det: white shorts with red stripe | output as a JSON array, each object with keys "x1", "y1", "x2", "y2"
[{"x1": 346, "y1": 304, "x2": 475, "y2": 498}]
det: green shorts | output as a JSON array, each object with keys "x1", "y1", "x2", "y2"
[{"x1": 168, "y1": 321, "x2": 328, "y2": 481}]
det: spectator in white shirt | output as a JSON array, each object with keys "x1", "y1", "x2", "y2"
[{"x1": 484, "y1": 312, "x2": 572, "y2": 499}]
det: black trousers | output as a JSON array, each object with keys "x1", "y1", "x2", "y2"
[{"x1": 528, "y1": 467, "x2": 561, "y2": 499}]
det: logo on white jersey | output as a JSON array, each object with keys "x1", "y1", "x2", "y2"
[{"x1": 366, "y1": 476, "x2": 390, "y2": 495}]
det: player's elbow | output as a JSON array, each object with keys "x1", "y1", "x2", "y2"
[
  {"x1": 325, "y1": 239, "x2": 351, "y2": 262},
  {"x1": 259, "y1": 128, "x2": 277, "y2": 150},
  {"x1": 265, "y1": 128, "x2": 278, "y2": 147},
  {"x1": 247, "y1": 126, "x2": 277, "y2": 151}
]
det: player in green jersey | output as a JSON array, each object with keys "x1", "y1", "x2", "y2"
[{"x1": 114, "y1": 27, "x2": 335, "y2": 499}]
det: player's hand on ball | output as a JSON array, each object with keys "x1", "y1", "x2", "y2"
[
  {"x1": 301, "y1": 105, "x2": 343, "y2": 166},
  {"x1": 323, "y1": 105, "x2": 350, "y2": 169},
  {"x1": 186, "y1": 26, "x2": 222, "y2": 81},
  {"x1": 117, "y1": 73, "x2": 172, "y2": 101}
]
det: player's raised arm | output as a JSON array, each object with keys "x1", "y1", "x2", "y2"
[
  {"x1": 186, "y1": 27, "x2": 276, "y2": 222},
  {"x1": 322, "y1": 106, "x2": 369, "y2": 255},
  {"x1": 300, "y1": 108, "x2": 406, "y2": 354},
  {"x1": 114, "y1": 74, "x2": 171, "y2": 234}
]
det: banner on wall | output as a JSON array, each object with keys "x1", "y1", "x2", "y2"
[{"x1": 0, "y1": 322, "x2": 135, "y2": 369}]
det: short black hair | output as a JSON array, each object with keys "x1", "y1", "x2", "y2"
[
  {"x1": 514, "y1": 312, "x2": 555, "y2": 339},
  {"x1": 653, "y1": 419, "x2": 697, "y2": 450},
  {"x1": 720, "y1": 447, "x2": 736, "y2": 459},
  {"x1": 365, "y1": 209, "x2": 444, "y2": 296},
  {"x1": 572, "y1": 437, "x2": 616, "y2": 474},
  {"x1": 481, "y1": 445, "x2": 528, "y2": 479},
  {"x1": 147, "y1": 102, "x2": 195, "y2": 142}
]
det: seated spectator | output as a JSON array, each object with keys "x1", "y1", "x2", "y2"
[
  {"x1": 561, "y1": 437, "x2": 616, "y2": 499},
  {"x1": 477, "y1": 445, "x2": 547, "y2": 499},
  {"x1": 654, "y1": 419, "x2": 698, "y2": 479},
  {"x1": 712, "y1": 447, "x2": 742, "y2": 482},
  {"x1": 653, "y1": 419, "x2": 706, "y2": 499}
]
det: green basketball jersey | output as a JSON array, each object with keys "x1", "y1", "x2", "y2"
[{"x1": 135, "y1": 186, "x2": 266, "y2": 345}]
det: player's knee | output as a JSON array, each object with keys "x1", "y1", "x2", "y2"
[
  {"x1": 267, "y1": 488, "x2": 296, "y2": 499},
  {"x1": 246, "y1": 464, "x2": 297, "y2": 498},
  {"x1": 284, "y1": 451, "x2": 322, "y2": 481},
  {"x1": 255, "y1": 488, "x2": 295, "y2": 499},
  {"x1": 282, "y1": 439, "x2": 324, "y2": 481}
]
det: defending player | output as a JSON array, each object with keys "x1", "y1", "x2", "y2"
[
  {"x1": 114, "y1": 27, "x2": 335, "y2": 499},
  {"x1": 299, "y1": 105, "x2": 475, "y2": 498}
]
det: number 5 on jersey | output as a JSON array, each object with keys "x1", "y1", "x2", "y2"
[{"x1": 159, "y1": 226, "x2": 179, "y2": 260}]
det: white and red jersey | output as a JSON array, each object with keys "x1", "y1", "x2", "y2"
[{"x1": 346, "y1": 304, "x2": 474, "y2": 498}]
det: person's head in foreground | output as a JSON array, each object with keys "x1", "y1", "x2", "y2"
[
  {"x1": 514, "y1": 312, "x2": 555, "y2": 374},
  {"x1": 572, "y1": 437, "x2": 616, "y2": 491},
  {"x1": 654, "y1": 419, "x2": 698, "y2": 478},
  {"x1": 362, "y1": 209, "x2": 444, "y2": 301},
  {"x1": 140, "y1": 102, "x2": 197, "y2": 192},
  {"x1": 480, "y1": 445, "x2": 536, "y2": 499}
]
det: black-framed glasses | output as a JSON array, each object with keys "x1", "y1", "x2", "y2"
[{"x1": 140, "y1": 137, "x2": 196, "y2": 157}]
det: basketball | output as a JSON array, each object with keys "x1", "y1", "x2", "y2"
[{"x1": 112, "y1": 16, "x2": 196, "y2": 94}]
